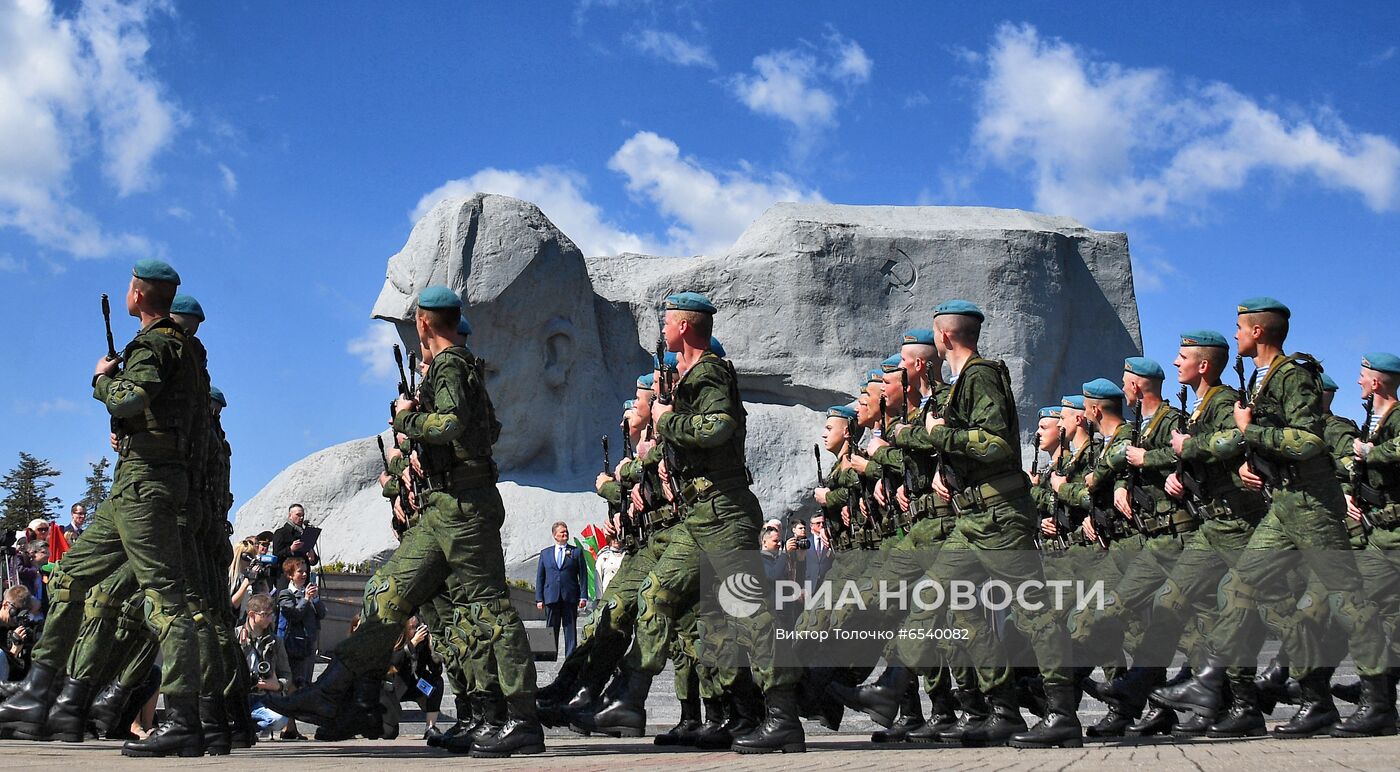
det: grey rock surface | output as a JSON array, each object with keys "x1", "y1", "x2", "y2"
[{"x1": 236, "y1": 194, "x2": 1142, "y2": 569}]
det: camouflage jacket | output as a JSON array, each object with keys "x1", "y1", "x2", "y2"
[
  {"x1": 392, "y1": 345, "x2": 500, "y2": 479},
  {"x1": 654, "y1": 352, "x2": 748, "y2": 482},
  {"x1": 94, "y1": 316, "x2": 200, "y2": 462},
  {"x1": 1180, "y1": 383, "x2": 1257, "y2": 501},
  {"x1": 897, "y1": 358, "x2": 1021, "y2": 490}
]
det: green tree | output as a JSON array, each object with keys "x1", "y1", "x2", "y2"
[
  {"x1": 77, "y1": 457, "x2": 112, "y2": 514},
  {"x1": 0, "y1": 452, "x2": 61, "y2": 532}
]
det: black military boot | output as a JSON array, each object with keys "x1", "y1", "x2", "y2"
[
  {"x1": 960, "y1": 684, "x2": 1028, "y2": 747},
  {"x1": 1125, "y1": 704, "x2": 1177, "y2": 736},
  {"x1": 826, "y1": 665, "x2": 912, "y2": 729},
  {"x1": 443, "y1": 693, "x2": 504, "y2": 753},
  {"x1": 590, "y1": 670, "x2": 651, "y2": 738},
  {"x1": 908, "y1": 689, "x2": 958, "y2": 742},
  {"x1": 1333, "y1": 679, "x2": 1364, "y2": 705},
  {"x1": 1149, "y1": 655, "x2": 1226, "y2": 718},
  {"x1": 1273, "y1": 669, "x2": 1338, "y2": 738},
  {"x1": 1009, "y1": 683, "x2": 1084, "y2": 749},
  {"x1": 1164, "y1": 664, "x2": 1193, "y2": 687},
  {"x1": 1171, "y1": 711, "x2": 1215, "y2": 737},
  {"x1": 122, "y1": 694, "x2": 204, "y2": 757},
  {"x1": 430, "y1": 695, "x2": 471, "y2": 747},
  {"x1": 797, "y1": 667, "x2": 844, "y2": 731},
  {"x1": 263, "y1": 657, "x2": 356, "y2": 726},
  {"x1": 1329, "y1": 674, "x2": 1399, "y2": 738},
  {"x1": 536, "y1": 666, "x2": 581, "y2": 711},
  {"x1": 871, "y1": 679, "x2": 925, "y2": 743},
  {"x1": 1254, "y1": 657, "x2": 1288, "y2": 710},
  {"x1": 691, "y1": 700, "x2": 733, "y2": 750},
  {"x1": 200, "y1": 695, "x2": 232, "y2": 755},
  {"x1": 1098, "y1": 666, "x2": 1165, "y2": 717},
  {"x1": 0, "y1": 662, "x2": 60, "y2": 738},
  {"x1": 732, "y1": 686, "x2": 806, "y2": 754},
  {"x1": 1206, "y1": 678, "x2": 1266, "y2": 738},
  {"x1": 655, "y1": 692, "x2": 702, "y2": 746},
  {"x1": 1085, "y1": 706, "x2": 1133, "y2": 739},
  {"x1": 469, "y1": 695, "x2": 545, "y2": 758},
  {"x1": 937, "y1": 689, "x2": 991, "y2": 744},
  {"x1": 225, "y1": 692, "x2": 257, "y2": 749},
  {"x1": 720, "y1": 677, "x2": 765, "y2": 743},
  {"x1": 88, "y1": 681, "x2": 132, "y2": 740},
  {"x1": 41, "y1": 677, "x2": 93, "y2": 743}
]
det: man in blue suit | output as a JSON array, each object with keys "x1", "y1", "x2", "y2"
[{"x1": 535, "y1": 522, "x2": 589, "y2": 656}]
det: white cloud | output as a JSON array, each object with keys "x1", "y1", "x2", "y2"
[
  {"x1": 410, "y1": 166, "x2": 656, "y2": 257},
  {"x1": 632, "y1": 28, "x2": 715, "y2": 68},
  {"x1": 347, "y1": 323, "x2": 401, "y2": 383},
  {"x1": 971, "y1": 23, "x2": 1400, "y2": 225},
  {"x1": 14, "y1": 398, "x2": 81, "y2": 416},
  {"x1": 0, "y1": 255, "x2": 24, "y2": 273},
  {"x1": 0, "y1": 0, "x2": 177, "y2": 258},
  {"x1": 218, "y1": 162, "x2": 237, "y2": 194},
  {"x1": 165, "y1": 205, "x2": 190, "y2": 220},
  {"x1": 1131, "y1": 255, "x2": 1178, "y2": 293},
  {"x1": 903, "y1": 91, "x2": 930, "y2": 109},
  {"x1": 608, "y1": 130, "x2": 825, "y2": 255},
  {"x1": 1364, "y1": 46, "x2": 1396, "y2": 67},
  {"x1": 728, "y1": 29, "x2": 873, "y2": 150}
]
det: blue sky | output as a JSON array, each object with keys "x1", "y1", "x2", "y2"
[{"x1": 2, "y1": 0, "x2": 1398, "y2": 519}]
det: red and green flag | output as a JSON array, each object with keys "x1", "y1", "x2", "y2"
[{"x1": 573, "y1": 524, "x2": 608, "y2": 598}]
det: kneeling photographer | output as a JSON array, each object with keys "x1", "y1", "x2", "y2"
[
  {"x1": 0, "y1": 585, "x2": 40, "y2": 682},
  {"x1": 238, "y1": 593, "x2": 292, "y2": 739}
]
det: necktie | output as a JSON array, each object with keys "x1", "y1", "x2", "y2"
[{"x1": 556, "y1": 546, "x2": 564, "y2": 568}]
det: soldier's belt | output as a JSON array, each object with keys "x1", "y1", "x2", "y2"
[
  {"x1": 117, "y1": 429, "x2": 185, "y2": 458},
  {"x1": 1356, "y1": 482, "x2": 1391, "y2": 511},
  {"x1": 423, "y1": 461, "x2": 497, "y2": 493},
  {"x1": 1367, "y1": 503, "x2": 1400, "y2": 529},
  {"x1": 1198, "y1": 492, "x2": 1265, "y2": 523},
  {"x1": 677, "y1": 472, "x2": 749, "y2": 504},
  {"x1": 1138, "y1": 510, "x2": 1200, "y2": 538},
  {"x1": 646, "y1": 505, "x2": 683, "y2": 531},
  {"x1": 950, "y1": 471, "x2": 1028, "y2": 516},
  {"x1": 1267, "y1": 455, "x2": 1336, "y2": 490}
]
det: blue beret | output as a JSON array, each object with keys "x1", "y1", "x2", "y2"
[
  {"x1": 709, "y1": 336, "x2": 726, "y2": 358},
  {"x1": 933, "y1": 299, "x2": 984, "y2": 322},
  {"x1": 664, "y1": 291, "x2": 717, "y2": 314},
  {"x1": 457, "y1": 317, "x2": 473, "y2": 336},
  {"x1": 1124, "y1": 356, "x2": 1163, "y2": 380},
  {"x1": 1039, "y1": 406, "x2": 1062, "y2": 419},
  {"x1": 827, "y1": 405, "x2": 858, "y2": 421},
  {"x1": 1060, "y1": 394, "x2": 1085, "y2": 410},
  {"x1": 902, "y1": 328, "x2": 935, "y2": 346},
  {"x1": 1180, "y1": 329, "x2": 1229, "y2": 349},
  {"x1": 623, "y1": 399, "x2": 636, "y2": 410},
  {"x1": 865, "y1": 369, "x2": 884, "y2": 385},
  {"x1": 209, "y1": 386, "x2": 226, "y2": 407},
  {"x1": 1319, "y1": 372, "x2": 1339, "y2": 391},
  {"x1": 880, "y1": 354, "x2": 903, "y2": 374},
  {"x1": 417, "y1": 285, "x2": 462, "y2": 309},
  {"x1": 170, "y1": 294, "x2": 204, "y2": 321},
  {"x1": 1362, "y1": 352, "x2": 1400, "y2": 375},
  {"x1": 132, "y1": 258, "x2": 180, "y2": 285},
  {"x1": 636, "y1": 373, "x2": 655, "y2": 389},
  {"x1": 653, "y1": 350, "x2": 679, "y2": 370},
  {"x1": 1083, "y1": 377, "x2": 1125, "y2": 400},
  {"x1": 1237, "y1": 296, "x2": 1290, "y2": 319}
]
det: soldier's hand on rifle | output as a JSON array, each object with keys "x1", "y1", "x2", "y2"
[
  {"x1": 848, "y1": 454, "x2": 869, "y2": 473},
  {"x1": 1170, "y1": 430, "x2": 1188, "y2": 455},
  {"x1": 1238, "y1": 461, "x2": 1264, "y2": 491},
  {"x1": 841, "y1": 506, "x2": 851, "y2": 527},
  {"x1": 652, "y1": 401, "x2": 673, "y2": 422},
  {"x1": 393, "y1": 396, "x2": 416, "y2": 416},
  {"x1": 925, "y1": 414, "x2": 945, "y2": 432},
  {"x1": 932, "y1": 470, "x2": 951, "y2": 502},
  {"x1": 1354, "y1": 439, "x2": 1374, "y2": 459},
  {"x1": 1233, "y1": 402, "x2": 1252, "y2": 433},
  {"x1": 636, "y1": 438, "x2": 656, "y2": 457},
  {"x1": 392, "y1": 498, "x2": 407, "y2": 526},
  {"x1": 659, "y1": 460, "x2": 674, "y2": 501},
  {"x1": 614, "y1": 460, "x2": 628, "y2": 478},
  {"x1": 1085, "y1": 473, "x2": 1097, "y2": 489},
  {"x1": 109, "y1": 433, "x2": 118, "y2": 452},
  {"x1": 896, "y1": 484, "x2": 910, "y2": 512},
  {"x1": 409, "y1": 450, "x2": 423, "y2": 477},
  {"x1": 1114, "y1": 487, "x2": 1133, "y2": 518},
  {"x1": 1164, "y1": 472, "x2": 1184, "y2": 498},
  {"x1": 1346, "y1": 494, "x2": 1363, "y2": 521},
  {"x1": 873, "y1": 481, "x2": 887, "y2": 507},
  {"x1": 94, "y1": 355, "x2": 119, "y2": 378},
  {"x1": 1125, "y1": 446, "x2": 1147, "y2": 467},
  {"x1": 1041, "y1": 517, "x2": 1058, "y2": 536},
  {"x1": 1082, "y1": 515, "x2": 1096, "y2": 543},
  {"x1": 866, "y1": 435, "x2": 889, "y2": 454},
  {"x1": 814, "y1": 487, "x2": 830, "y2": 506},
  {"x1": 386, "y1": 446, "x2": 404, "y2": 465},
  {"x1": 1050, "y1": 472, "x2": 1067, "y2": 493},
  {"x1": 629, "y1": 485, "x2": 645, "y2": 512},
  {"x1": 595, "y1": 472, "x2": 612, "y2": 492}
]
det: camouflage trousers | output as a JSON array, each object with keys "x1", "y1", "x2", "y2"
[
  {"x1": 631, "y1": 486, "x2": 799, "y2": 693},
  {"x1": 890, "y1": 495, "x2": 1073, "y2": 690},
  {"x1": 1208, "y1": 482, "x2": 1389, "y2": 679},
  {"x1": 336, "y1": 485, "x2": 535, "y2": 704},
  {"x1": 33, "y1": 458, "x2": 201, "y2": 697}
]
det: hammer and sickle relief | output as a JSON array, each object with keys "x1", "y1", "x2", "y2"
[{"x1": 879, "y1": 247, "x2": 918, "y2": 311}]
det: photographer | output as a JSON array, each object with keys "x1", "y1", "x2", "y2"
[
  {"x1": 0, "y1": 586, "x2": 39, "y2": 682},
  {"x1": 238, "y1": 593, "x2": 292, "y2": 739},
  {"x1": 231, "y1": 532, "x2": 279, "y2": 621},
  {"x1": 276, "y1": 557, "x2": 324, "y2": 688},
  {"x1": 392, "y1": 616, "x2": 444, "y2": 741},
  {"x1": 784, "y1": 516, "x2": 809, "y2": 584}
]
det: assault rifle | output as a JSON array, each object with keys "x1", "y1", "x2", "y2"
[
  {"x1": 1125, "y1": 400, "x2": 1151, "y2": 535},
  {"x1": 1235, "y1": 356, "x2": 1277, "y2": 504},
  {"x1": 654, "y1": 322, "x2": 685, "y2": 507},
  {"x1": 1175, "y1": 386, "x2": 1206, "y2": 519},
  {"x1": 1353, "y1": 395, "x2": 1379, "y2": 534},
  {"x1": 375, "y1": 435, "x2": 406, "y2": 536},
  {"x1": 100, "y1": 294, "x2": 122, "y2": 436}
]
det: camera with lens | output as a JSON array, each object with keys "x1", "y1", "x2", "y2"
[
  {"x1": 253, "y1": 656, "x2": 272, "y2": 678},
  {"x1": 243, "y1": 553, "x2": 278, "y2": 582},
  {"x1": 795, "y1": 537, "x2": 810, "y2": 550},
  {"x1": 7, "y1": 609, "x2": 34, "y2": 649}
]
